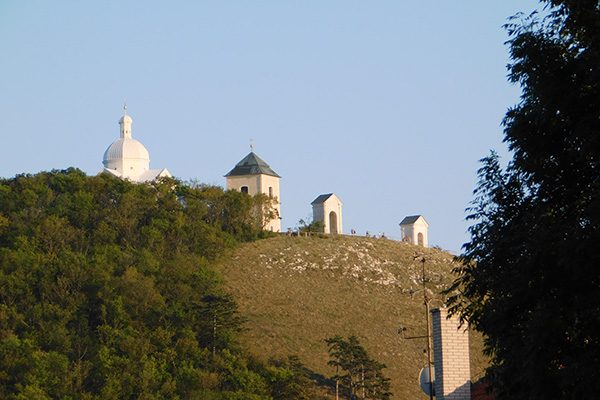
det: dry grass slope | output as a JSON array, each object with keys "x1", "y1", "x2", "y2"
[{"x1": 218, "y1": 235, "x2": 487, "y2": 399}]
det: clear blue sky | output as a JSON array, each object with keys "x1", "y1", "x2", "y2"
[{"x1": 0, "y1": 1, "x2": 542, "y2": 253}]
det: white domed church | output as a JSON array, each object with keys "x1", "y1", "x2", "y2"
[{"x1": 100, "y1": 106, "x2": 171, "y2": 182}]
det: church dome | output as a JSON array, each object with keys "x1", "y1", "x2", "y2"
[
  {"x1": 102, "y1": 107, "x2": 151, "y2": 167},
  {"x1": 102, "y1": 137, "x2": 150, "y2": 164},
  {"x1": 99, "y1": 105, "x2": 171, "y2": 183}
]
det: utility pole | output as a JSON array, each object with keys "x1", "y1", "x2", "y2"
[
  {"x1": 421, "y1": 256, "x2": 434, "y2": 400},
  {"x1": 399, "y1": 254, "x2": 436, "y2": 400}
]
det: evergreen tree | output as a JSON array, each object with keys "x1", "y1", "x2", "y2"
[
  {"x1": 448, "y1": 2, "x2": 600, "y2": 398},
  {"x1": 197, "y1": 293, "x2": 244, "y2": 355},
  {"x1": 325, "y1": 335, "x2": 391, "y2": 400}
]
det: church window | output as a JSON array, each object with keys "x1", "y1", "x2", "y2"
[
  {"x1": 241, "y1": 186, "x2": 248, "y2": 194},
  {"x1": 269, "y1": 187, "x2": 273, "y2": 197}
]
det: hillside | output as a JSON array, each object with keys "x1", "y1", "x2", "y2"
[{"x1": 219, "y1": 234, "x2": 488, "y2": 399}]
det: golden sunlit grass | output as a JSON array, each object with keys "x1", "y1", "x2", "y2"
[{"x1": 218, "y1": 235, "x2": 487, "y2": 399}]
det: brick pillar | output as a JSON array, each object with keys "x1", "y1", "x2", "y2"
[{"x1": 431, "y1": 308, "x2": 471, "y2": 400}]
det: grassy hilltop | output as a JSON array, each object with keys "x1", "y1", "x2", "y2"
[{"x1": 219, "y1": 234, "x2": 488, "y2": 399}]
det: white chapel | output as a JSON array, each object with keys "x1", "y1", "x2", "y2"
[
  {"x1": 100, "y1": 106, "x2": 171, "y2": 183},
  {"x1": 399, "y1": 215, "x2": 429, "y2": 247},
  {"x1": 311, "y1": 193, "x2": 343, "y2": 234}
]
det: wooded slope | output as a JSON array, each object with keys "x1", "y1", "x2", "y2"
[{"x1": 0, "y1": 169, "x2": 313, "y2": 400}]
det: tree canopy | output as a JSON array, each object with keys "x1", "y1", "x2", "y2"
[
  {"x1": 448, "y1": 1, "x2": 600, "y2": 399},
  {"x1": 0, "y1": 169, "x2": 309, "y2": 399}
]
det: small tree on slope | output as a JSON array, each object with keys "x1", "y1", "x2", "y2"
[{"x1": 325, "y1": 335, "x2": 391, "y2": 400}]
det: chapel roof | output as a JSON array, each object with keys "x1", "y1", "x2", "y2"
[
  {"x1": 225, "y1": 152, "x2": 280, "y2": 178},
  {"x1": 311, "y1": 193, "x2": 334, "y2": 204},
  {"x1": 399, "y1": 215, "x2": 428, "y2": 225}
]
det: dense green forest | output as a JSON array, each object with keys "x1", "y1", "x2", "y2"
[{"x1": 0, "y1": 168, "x2": 313, "y2": 399}]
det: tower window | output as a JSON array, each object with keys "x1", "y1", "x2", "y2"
[
  {"x1": 269, "y1": 187, "x2": 273, "y2": 197},
  {"x1": 241, "y1": 186, "x2": 248, "y2": 194}
]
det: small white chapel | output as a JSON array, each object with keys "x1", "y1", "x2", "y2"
[
  {"x1": 400, "y1": 215, "x2": 429, "y2": 247},
  {"x1": 311, "y1": 193, "x2": 343, "y2": 234}
]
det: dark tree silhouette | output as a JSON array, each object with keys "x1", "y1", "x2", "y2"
[{"x1": 448, "y1": 2, "x2": 600, "y2": 399}]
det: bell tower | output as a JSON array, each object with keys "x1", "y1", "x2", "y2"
[{"x1": 225, "y1": 147, "x2": 281, "y2": 232}]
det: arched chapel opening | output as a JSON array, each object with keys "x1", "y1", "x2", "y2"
[{"x1": 329, "y1": 212, "x2": 338, "y2": 234}]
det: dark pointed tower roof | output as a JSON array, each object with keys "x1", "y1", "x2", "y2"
[{"x1": 225, "y1": 152, "x2": 280, "y2": 178}]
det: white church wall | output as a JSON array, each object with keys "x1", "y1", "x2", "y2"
[
  {"x1": 259, "y1": 174, "x2": 281, "y2": 232},
  {"x1": 258, "y1": 174, "x2": 280, "y2": 200},
  {"x1": 401, "y1": 224, "x2": 413, "y2": 243},
  {"x1": 226, "y1": 174, "x2": 261, "y2": 194},
  {"x1": 121, "y1": 158, "x2": 150, "y2": 180},
  {"x1": 312, "y1": 203, "x2": 325, "y2": 230}
]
